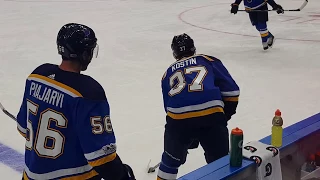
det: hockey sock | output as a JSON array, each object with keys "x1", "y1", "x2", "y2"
[
  {"x1": 157, "y1": 163, "x2": 178, "y2": 180},
  {"x1": 255, "y1": 22, "x2": 270, "y2": 43},
  {"x1": 157, "y1": 152, "x2": 181, "y2": 180}
]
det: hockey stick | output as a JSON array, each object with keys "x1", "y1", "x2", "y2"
[
  {"x1": 147, "y1": 160, "x2": 160, "y2": 173},
  {"x1": 0, "y1": 102, "x2": 17, "y2": 121},
  {"x1": 238, "y1": 0, "x2": 308, "y2": 12},
  {"x1": 147, "y1": 149, "x2": 193, "y2": 173}
]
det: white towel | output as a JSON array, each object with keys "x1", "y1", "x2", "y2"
[{"x1": 242, "y1": 141, "x2": 282, "y2": 180}]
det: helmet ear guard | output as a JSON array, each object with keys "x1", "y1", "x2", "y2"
[
  {"x1": 80, "y1": 51, "x2": 91, "y2": 71},
  {"x1": 79, "y1": 43, "x2": 99, "y2": 70}
]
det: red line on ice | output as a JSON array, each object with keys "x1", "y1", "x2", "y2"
[
  {"x1": 178, "y1": 4, "x2": 320, "y2": 42},
  {"x1": 297, "y1": 19, "x2": 319, "y2": 24}
]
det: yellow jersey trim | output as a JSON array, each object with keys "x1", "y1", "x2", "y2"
[
  {"x1": 61, "y1": 169, "x2": 98, "y2": 180},
  {"x1": 201, "y1": 55, "x2": 214, "y2": 61},
  {"x1": 23, "y1": 171, "x2": 29, "y2": 180},
  {"x1": 28, "y1": 74, "x2": 83, "y2": 97},
  {"x1": 17, "y1": 127, "x2": 26, "y2": 138},
  {"x1": 261, "y1": 32, "x2": 269, "y2": 37},
  {"x1": 88, "y1": 152, "x2": 117, "y2": 167},
  {"x1": 167, "y1": 107, "x2": 224, "y2": 119},
  {"x1": 223, "y1": 97, "x2": 239, "y2": 102}
]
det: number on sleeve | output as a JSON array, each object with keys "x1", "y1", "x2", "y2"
[
  {"x1": 168, "y1": 66, "x2": 208, "y2": 96},
  {"x1": 104, "y1": 116, "x2": 113, "y2": 133},
  {"x1": 91, "y1": 117, "x2": 104, "y2": 134},
  {"x1": 90, "y1": 116, "x2": 113, "y2": 134}
]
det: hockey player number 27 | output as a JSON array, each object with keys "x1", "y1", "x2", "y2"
[
  {"x1": 25, "y1": 100, "x2": 67, "y2": 159},
  {"x1": 169, "y1": 66, "x2": 208, "y2": 96}
]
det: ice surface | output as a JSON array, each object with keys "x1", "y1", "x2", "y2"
[
  {"x1": 0, "y1": 0, "x2": 320, "y2": 179},
  {"x1": 0, "y1": 163, "x2": 22, "y2": 179}
]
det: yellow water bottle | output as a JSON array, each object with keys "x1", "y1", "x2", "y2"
[{"x1": 271, "y1": 109, "x2": 283, "y2": 147}]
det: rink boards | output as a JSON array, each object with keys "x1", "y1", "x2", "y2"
[{"x1": 179, "y1": 113, "x2": 320, "y2": 180}]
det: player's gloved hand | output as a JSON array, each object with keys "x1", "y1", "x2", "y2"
[
  {"x1": 230, "y1": 3, "x2": 239, "y2": 14},
  {"x1": 188, "y1": 139, "x2": 199, "y2": 149},
  {"x1": 124, "y1": 164, "x2": 136, "y2": 180},
  {"x1": 273, "y1": 4, "x2": 284, "y2": 14}
]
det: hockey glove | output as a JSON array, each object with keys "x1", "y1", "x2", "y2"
[
  {"x1": 273, "y1": 4, "x2": 284, "y2": 14},
  {"x1": 124, "y1": 164, "x2": 136, "y2": 180},
  {"x1": 230, "y1": 3, "x2": 239, "y2": 14}
]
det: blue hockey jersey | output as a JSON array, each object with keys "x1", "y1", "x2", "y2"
[
  {"x1": 17, "y1": 63, "x2": 118, "y2": 180},
  {"x1": 161, "y1": 55, "x2": 240, "y2": 120},
  {"x1": 234, "y1": 0, "x2": 277, "y2": 10}
]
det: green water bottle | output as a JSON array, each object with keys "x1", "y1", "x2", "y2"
[
  {"x1": 271, "y1": 109, "x2": 283, "y2": 147},
  {"x1": 230, "y1": 127, "x2": 243, "y2": 167}
]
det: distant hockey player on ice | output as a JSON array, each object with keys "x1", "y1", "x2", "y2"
[
  {"x1": 157, "y1": 33, "x2": 240, "y2": 180},
  {"x1": 231, "y1": 0, "x2": 284, "y2": 50},
  {"x1": 16, "y1": 23, "x2": 135, "y2": 180}
]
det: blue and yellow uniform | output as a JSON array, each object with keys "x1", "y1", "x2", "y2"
[
  {"x1": 161, "y1": 54, "x2": 239, "y2": 121},
  {"x1": 231, "y1": 0, "x2": 282, "y2": 49},
  {"x1": 241, "y1": 0, "x2": 269, "y2": 11},
  {"x1": 158, "y1": 54, "x2": 239, "y2": 180},
  {"x1": 17, "y1": 63, "x2": 128, "y2": 180}
]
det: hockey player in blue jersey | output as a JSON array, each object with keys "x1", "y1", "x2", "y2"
[
  {"x1": 16, "y1": 23, "x2": 135, "y2": 180},
  {"x1": 157, "y1": 34, "x2": 240, "y2": 180},
  {"x1": 231, "y1": 0, "x2": 284, "y2": 50}
]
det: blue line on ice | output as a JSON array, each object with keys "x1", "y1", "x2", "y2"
[{"x1": 0, "y1": 143, "x2": 24, "y2": 172}]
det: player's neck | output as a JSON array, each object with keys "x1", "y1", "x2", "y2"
[{"x1": 59, "y1": 61, "x2": 81, "y2": 73}]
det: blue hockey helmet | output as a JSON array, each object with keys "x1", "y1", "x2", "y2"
[
  {"x1": 171, "y1": 33, "x2": 196, "y2": 60},
  {"x1": 57, "y1": 23, "x2": 99, "y2": 70}
]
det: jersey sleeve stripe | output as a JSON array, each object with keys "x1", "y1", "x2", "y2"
[
  {"x1": 221, "y1": 91, "x2": 240, "y2": 97},
  {"x1": 223, "y1": 97, "x2": 239, "y2": 102},
  {"x1": 84, "y1": 143, "x2": 117, "y2": 161},
  {"x1": 162, "y1": 71, "x2": 167, "y2": 81},
  {"x1": 17, "y1": 123, "x2": 27, "y2": 134},
  {"x1": 167, "y1": 100, "x2": 224, "y2": 114},
  {"x1": 23, "y1": 171, "x2": 29, "y2": 180},
  {"x1": 88, "y1": 152, "x2": 117, "y2": 167},
  {"x1": 17, "y1": 127, "x2": 26, "y2": 137},
  {"x1": 28, "y1": 74, "x2": 83, "y2": 98},
  {"x1": 167, "y1": 107, "x2": 224, "y2": 119}
]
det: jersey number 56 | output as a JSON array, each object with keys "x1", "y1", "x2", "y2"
[{"x1": 25, "y1": 100, "x2": 67, "y2": 159}]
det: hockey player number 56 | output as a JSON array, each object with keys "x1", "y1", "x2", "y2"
[
  {"x1": 169, "y1": 66, "x2": 208, "y2": 96},
  {"x1": 26, "y1": 100, "x2": 67, "y2": 159}
]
